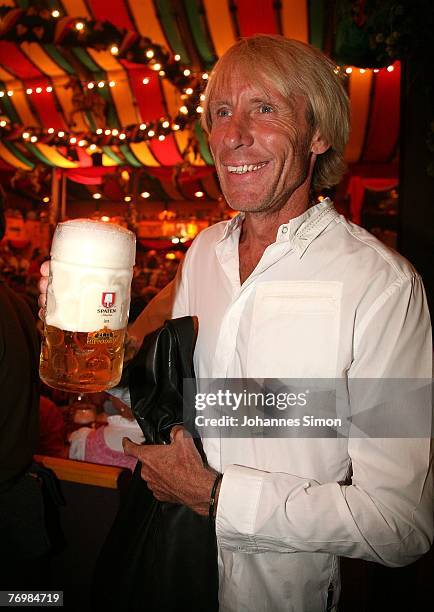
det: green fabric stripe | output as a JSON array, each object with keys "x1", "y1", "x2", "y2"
[
  {"x1": 25, "y1": 143, "x2": 56, "y2": 166},
  {"x1": 155, "y1": 0, "x2": 191, "y2": 64},
  {"x1": 0, "y1": 83, "x2": 20, "y2": 124},
  {"x1": 102, "y1": 146, "x2": 124, "y2": 165},
  {"x1": 119, "y1": 144, "x2": 141, "y2": 167},
  {"x1": 72, "y1": 48, "x2": 101, "y2": 72},
  {"x1": 43, "y1": 44, "x2": 74, "y2": 74},
  {"x1": 183, "y1": 0, "x2": 216, "y2": 67},
  {"x1": 2, "y1": 141, "x2": 34, "y2": 169},
  {"x1": 195, "y1": 121, "x2": 213, "y2": 165},
  {"x1": 308, "y1": 0, "x2": 325, "y2": 50}
]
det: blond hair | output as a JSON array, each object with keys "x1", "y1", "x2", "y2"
[{"x1": 201, "y1": 35, "x2": 350, "y2": 193}]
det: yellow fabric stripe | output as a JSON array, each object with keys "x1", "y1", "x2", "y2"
[
  {"x1": 160, "y1": 79, "x2": 192, "y2": 160},
  {"x1": 281, "y1": 0, "x2": 309, "y2": 42},
  {"x1": 36, "y1": 144, "x2": 78, "y2": 168},
  {"x1": 61, "y1": 0, "x2": 91, "y2": 17},
  {"x1": 20, "y1": 42, "x2": 64, "y2": 77},
  {"x1": 202, "y1": 0, "x2": 237, "y2": 58},
  {"x1": 128, "y1": 1, "x2": 169, "y2": 48},
  {"x1": 345, "y1": 69, "x2": 373, "y2": 163},
  {"x1": 86, "y1": 50, "x2": 139, "y2": 125},
  {"x1": 0, "y1": 142, "x2": 32, "y2": 169},
  {"x1": 9, "y1": 84, "x2": 39, "y2": 126},
  {"x1": 0, "y1": 65, "x2": 15, "y2": 82},
  {"x1": 19, "y1": 43, "x2": 87, "y2": 131},
  {"x1": 102, "y1": 153, "x2": 118, "y2": 166},
  {"x1": 129, "y1": 143, "x2": 160, "y2": 167}
]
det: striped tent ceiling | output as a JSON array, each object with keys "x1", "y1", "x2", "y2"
[{"x1": 0, "y1": 0, "x2": 400, "y2": 203}]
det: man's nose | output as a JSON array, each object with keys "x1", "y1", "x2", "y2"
[{"x1": 222, "y1": 114, "x2": 254, "y2": 149}]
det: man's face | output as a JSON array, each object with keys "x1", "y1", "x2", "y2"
[{"x1": 208, "y1": 73, "x2": 315, "y2": 214}]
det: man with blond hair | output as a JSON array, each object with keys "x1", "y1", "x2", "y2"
[{"x1": 40, "y1": 35, "x2": 432, "y2": 611}]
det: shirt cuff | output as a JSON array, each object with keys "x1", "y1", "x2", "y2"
[{"x1": 216, "y1": 464, "x2": 266, "y2": 553}]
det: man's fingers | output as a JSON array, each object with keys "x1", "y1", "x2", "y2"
[
  {"x1": 170, "y1": 425, "x2": 191, "y2": 443},
  {"x1": 40, "y1": 260, "x2": 50, "y2": 276}
]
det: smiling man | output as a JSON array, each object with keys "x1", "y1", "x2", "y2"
[{"x1": 39, "y1": 35, "x2": 433, "y2": 612}]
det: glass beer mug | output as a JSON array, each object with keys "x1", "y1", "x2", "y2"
[{"x1": 39, "y1": 219, "x2": 136, "y2": 393}]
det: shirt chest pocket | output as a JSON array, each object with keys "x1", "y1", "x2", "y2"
[{"x1": 247, "y1": 281, "x2": 342, "y2": 378}]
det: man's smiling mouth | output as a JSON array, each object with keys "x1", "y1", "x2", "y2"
[{"x1": 226, "y1": 162, "x2": 268, "y2": 174}]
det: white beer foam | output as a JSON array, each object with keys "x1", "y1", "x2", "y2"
[
  {"x1": 51, "y1": 219, "x2": 136, "y2": 269},
  {"x1": 46, "y1": 220, "x2": 136, "y2": 332}
]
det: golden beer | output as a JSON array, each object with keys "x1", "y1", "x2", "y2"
[{"x1": 39, "y1": 219, "x2": 136, "y2": 393}]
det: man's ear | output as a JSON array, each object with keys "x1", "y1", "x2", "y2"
[{"x1": 310, "y1": 130, "x2": 330, "y2": 155}]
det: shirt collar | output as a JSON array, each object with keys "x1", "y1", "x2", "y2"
[{"x1": 219, "y1": 198, "x2": 339, "y2": 257}]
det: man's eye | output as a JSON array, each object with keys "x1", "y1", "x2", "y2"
[
  {"x1": 216, "y1": 108, "x2": 231, "y2": 118},
  {"x1": 259, "y1": 104, "x2": 273, "y2": 114}
]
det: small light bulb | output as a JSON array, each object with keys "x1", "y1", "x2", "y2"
[
  {"x1": 124, "y1": 196, "x2": 132, "y2": 202},
  {"x1": 111, "y1": 128, "x2": 119, "y2": 136},
  {"x1": 30, "y1": 136, "x2": 38, "y2": 143},
  {"x1": 202, "y1": 73, "x2": 209, "y2": 80},
  {"x1": 52, "y1": 10, "x2": 60, "y2": 18},
  {"x1": 179, "y1": 105, "x2": 188, "y2": 115},
  {"x1": 200, "y1": 94, "x2": 206, "y2": 101},
  {"x1": 96, "y1": 128, "x2": 103, "y2": 135},
  {"x1": 58, "y1": 131, "x2": 65, "y2": 137},
  {"x1": 0, "y1": 92, "x2": 4, "y2": 97},
  {"x1": 387, "y1": 65, "x2": 394, "y2": 72},
  {"x1": 48, "y1": 127, "x2": 55, "y2": 134},
  {"x1": 98, "y1": 81, "x2": 105, "y2": 88},
  {"x1": 46, "y1": 86, "x2": 53, "y2": 92},
  {"x1": 174, "y1": 54, "x2": 181, "y2": 61},
  {"x1": 146, "y1": 49, "x2": 154, "y2": 59},
  {"x1": 195, "y1": 191, "x2": 204, "y2": 198},
  {"x1": 141, "y1": 191, "x2": 150, "y2": 198},
  {"x1": 75, "y1": 22, "x2": 84, "y2": 31},
  {"x1": 109, "y1": 80, "x2": 116, "y2": 87},
  {"x1": 345, "y1": 67, "x2": 353, "y2": 74},
  {"x1": 185, "y1": 87, "x2": 193, "y2": 95},
  {"x1": 183, "y1": 69, "x2": 191, "y2": 76},
  {"x1": 162, "y1": 120, "x2": 170, "y2": 128},
  {"x1": 139, "y1": 123, "x2": 147, "y2": 130},
  {"x1": 104, "y1": 129, "x2": 111, "y2": 136},
  {"x1": 43, "y1": 196, "x2": 50, "y2": 203},
  {"x1": 70, "y1": 137, "x2": 77, "y2": 144},
  {"x1": 101, "y1": 216, "x2": 110, "y2": 222},
  {"x1": 93, "y1": 193, "x2": 102, "y2": 200},
  {"x1": 158, "y1": 134, "x2": 165, "y2": 141},
  {"x1": 89, "y1": 144, "x2": 97, "y2": 151},
  {"x1": 119, "y1": 133, "x2": 126, "y2": 140},
  {"x1": 152, "y1": 63, "x2": 161, "y2": 71},
  {"x1": 196, "y1": 105, "x2": 203, "y2": 113},
  {"x1": 0, "y1": 120, "x2": 6, "y2": 127},
  {"x1": 7, "y1": 90, "x2": 13, "y2": 97},
  {"x1": 110, "y1": 46, "x2": 119, "y2": 55},
  {"x1": 22, "y1": 132, "x2": 30, "y2": 139},
  {"x1": 142, "y1": 78, "x2": 150, "y2": 85},
  {"x1": 373, "y1": 68, "x2": 380, "y2": 73},
  {"x1": 78, "y1": 139, "x2": 87, "y2": 147},
  {"x1": 147, "y1": 130, "x2": 155, "y2": 138},
  {"x1": 172, "y1": 124, "x2": 180, "y2": 131},
  {"x1": 35, "y1": 87, "x2": 42, "y2": 94},
  {"x1": 26, "y1": 88, "x2": 33, "y2": 95},
  {"x1": 158, "y1": 70, "x2": 165, "y2": 77},
  {"x1": 359, "y1": 68, "x2": 366, "y2": 74},
  {"x1": 87, "y1": 82, "x2": 95, "y2": 89}
]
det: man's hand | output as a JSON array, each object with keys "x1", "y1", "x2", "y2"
[
  {"x1": 38, "y1": 260, "x2": 50, "y2": 321},
  {"x1": 123, "y1": 425, "x2": 220, "y2": 516}
]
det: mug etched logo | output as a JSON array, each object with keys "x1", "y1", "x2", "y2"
[{"x1": 102, "y1": 292, "x2": 115, "y2": 308}]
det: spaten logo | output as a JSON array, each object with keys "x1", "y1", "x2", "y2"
[{"x1": 101, "y1": 292, "x2": 115, "y2": 308}]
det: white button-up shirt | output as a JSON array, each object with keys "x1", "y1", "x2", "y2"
[{"x1": 131, "y1": 200, "x2": 433, "y2": 612}]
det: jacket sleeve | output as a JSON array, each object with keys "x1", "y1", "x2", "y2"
[{"x1": 216, "y1": 274, "x2": 433, "y2": 567}]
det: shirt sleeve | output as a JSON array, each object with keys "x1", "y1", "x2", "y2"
[{"x1": 216, "y1": 274, "x2": 433, "y2": 567}]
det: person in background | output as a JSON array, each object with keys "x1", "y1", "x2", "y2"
[
  {"x1": 0, "y1": 188, "x2": 51, "y2": 588},
  {"x1": 68, "y1": 395, "x2": 143, "y2": 471},
  {"x1": 37, "y1": 395, "x2": 67, "y2": 458}
]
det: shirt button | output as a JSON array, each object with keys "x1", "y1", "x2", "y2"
[{"x1": 281, "y1": 226, "x2": 288, "y2": 234}]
